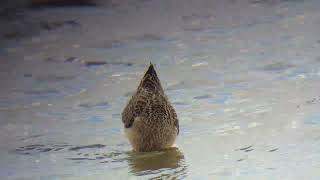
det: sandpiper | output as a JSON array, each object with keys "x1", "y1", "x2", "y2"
[{"x1": 122, "y1": 63, "x2": 179, "y2": 152}]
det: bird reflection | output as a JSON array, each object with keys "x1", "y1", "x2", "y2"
[{"x1": 127, "y1": 147, "x2": 186, "y2": 176}]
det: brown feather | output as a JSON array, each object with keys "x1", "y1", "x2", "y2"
[{"x1": 122, "y1": 63, "x2": 179, "y2": 152}]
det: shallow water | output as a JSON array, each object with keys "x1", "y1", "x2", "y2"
[{"x1": 1, "y1": 0, "x2": 320, "y2": 179}]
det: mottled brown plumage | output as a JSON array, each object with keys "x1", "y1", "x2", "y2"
[{"x1": 122, "y1": 63, "x2": 179, "y2": 152}]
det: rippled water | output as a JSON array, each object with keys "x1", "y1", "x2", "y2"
[{"x1": 1, "y1": 0, "x2": 320, "y2": 179}]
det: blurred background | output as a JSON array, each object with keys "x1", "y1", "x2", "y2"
[{"x1": 1, "y1": 0, "x2": 320, "y2": 179}]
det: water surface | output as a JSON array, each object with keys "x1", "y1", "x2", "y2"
[{"x1": 1, "y1": 0, "x2": 320, "y2": 179}]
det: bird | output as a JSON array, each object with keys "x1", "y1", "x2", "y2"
[{"x1": 122, "y1": 63, "x2": 179, "y2": 152}]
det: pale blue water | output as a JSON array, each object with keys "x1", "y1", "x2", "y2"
[{"x1": 1, "y1": 0, "x2": 320, "y2": 179}]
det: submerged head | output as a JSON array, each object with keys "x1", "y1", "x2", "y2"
[{"x1": 121, "y1": 63, "x2": 179, "y2": 152}]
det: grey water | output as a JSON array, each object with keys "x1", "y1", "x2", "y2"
[{"x1": 1, "y1": 0, "x2": 320, "y2": 179}]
